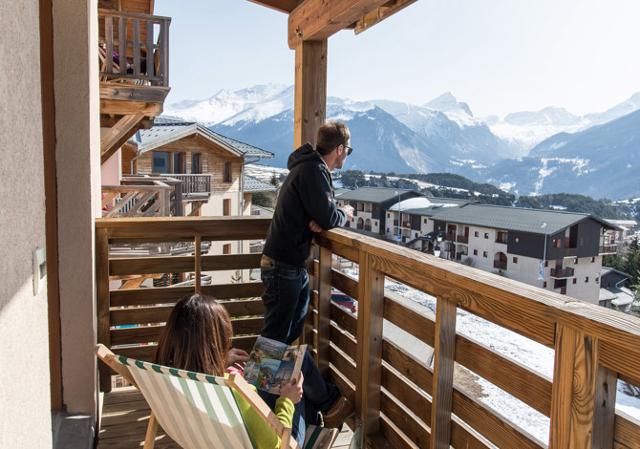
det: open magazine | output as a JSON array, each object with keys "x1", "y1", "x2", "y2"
[{"x1": 243, "y1": 336, "x2": 307, "y2": 395}]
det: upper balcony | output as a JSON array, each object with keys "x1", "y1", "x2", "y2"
[
  {"x1": 95, "y1": 217, "x2": 640, "y2": 449},
  {"x1": 550, "y1": 267, "x2": 576, "y2": 279},
  {"x1": 456, "y1": 234, "x2": 469, "y2": 244},
  {"x1": 600, "y1": 244, "x2": 618, "y2": 255}
]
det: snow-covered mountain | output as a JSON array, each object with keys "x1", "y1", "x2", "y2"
[
  {"x1": 487, "y1": 92, "x2": 640, "y2": 151},
  {"x1": 486, "y1": 109, "x2": 640, "y2": 199},
  {"x1": 164, "y1": 83, "x2": 288, "y2": 125}
]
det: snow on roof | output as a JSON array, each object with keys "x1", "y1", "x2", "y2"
[{"x1": 387, "y1": 196, "x2": 466, "y2": 212}]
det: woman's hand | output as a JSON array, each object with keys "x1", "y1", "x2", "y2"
[
  {"x1": 279, "y1": 373, "x2": 304, "y2": 404},
  {"x1": 226, "y1": 348, "x2": 249, "y2": 367}
]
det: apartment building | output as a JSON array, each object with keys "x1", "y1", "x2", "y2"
[
  {"x1": 336, "y1": 187, "x2": 422, "y2": 235},
  {"x1": 426, "y1": 204, "x2": 618, "y2": 304}
]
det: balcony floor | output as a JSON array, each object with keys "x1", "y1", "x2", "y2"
[{"x1": 98, "y1": 386, "x2": 354, "y2": 448}]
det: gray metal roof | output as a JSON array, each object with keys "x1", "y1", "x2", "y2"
[
  {"x1": 243, "y1": 175, "x2": 277, "y2": 193},
  {"x1": 398, "y1": 206, "x2": 456, "y2": 217},
  {"x1": 336, "y1": 187, "x2": 419, "y2": 204},
  {"x1": 429, "y1": 203, "x2": 616, "y2": 235},
  {"x1": 132, "y1": 120, "x2": 274, "y2": 159}
]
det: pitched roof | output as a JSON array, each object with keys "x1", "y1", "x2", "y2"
[
  {"x1": 243, "y1": 175, "x2": 277, "y2": 193},
  {"x1": 132, "y1": 120, "x2": 274, "y2": 159},
  {"x1": 336, "y1": 187, "x2": 420, "y2": 204},
  {"x1": 429, "y1": 203, "x2": 616, "y2": 235}
]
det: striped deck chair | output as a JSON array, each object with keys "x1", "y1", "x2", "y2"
[{"x1": 96, "y1": 344, "x2": 299, "y2": 449}]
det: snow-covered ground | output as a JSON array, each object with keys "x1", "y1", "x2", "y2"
[{"x1": 339, "y1": 264, "x2": 640, "y2": 444}]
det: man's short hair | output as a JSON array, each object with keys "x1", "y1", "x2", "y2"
[{"x1": 316, "y1": 121, "x2": 350, "y2": 155}]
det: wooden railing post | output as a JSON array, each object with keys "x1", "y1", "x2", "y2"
[
  {"x1": 194, "y1": 234, "x2": 202, "y2": 294},
  {"x1": 316, "y1": 246, "x2": 332, "y2": 376},
  {"x1": 96, "y1": 227, "x2": 112, "y2": 392},
  {"x1": 549, "y1": 325, "x2": 616, "y2": 449},
  {"x1": 430, "y1": 295, "x2": 457, "y2": 449},
  {"x1": 356, "y1": 251, "x2": 384, "y2": 442}
]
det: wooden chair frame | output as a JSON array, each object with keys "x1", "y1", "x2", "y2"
[{"x1": 96, "y1": 344, "x2": 298, "y2": 449}]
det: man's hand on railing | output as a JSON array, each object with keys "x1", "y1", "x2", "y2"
[
  {"x1": 309, "y1": 220, "x2": 323, "y2": 233},
  {"x1": 341, "y1": 205, "x2": 354, "y2": 220}
]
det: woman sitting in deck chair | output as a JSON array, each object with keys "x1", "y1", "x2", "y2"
[{"x1": 155, "y1": 294, "x2": 337, "y2": 449}]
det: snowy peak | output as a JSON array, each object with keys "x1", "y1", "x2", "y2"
[
  {"x1": 424, "y1": 92, "x2": 477, "y2": 127},
  {"x1": 504, "y1": 107, "x2": 582, "y2": 127},
  {"x1": 165, "y1": 83, "x2": 289, "y2": 125}
]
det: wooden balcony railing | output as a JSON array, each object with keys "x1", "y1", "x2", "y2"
[
  {"x1": 95, "y1": 217, "x2": 640, "y2": 449},
  {"x1": 550, "y1": 267, "x2": 575, "y2": 279},
  {"x1": 600, "y1": 244, "x2": 618, "y2": 254},
  {"x1": 161, "y1": 173, "x2": 212, "y2": 197},
  {"x1": 456, "y1": 234, "x2": 468, "y2": 244},
  {"x1": 101, "y1": 183, "x2": 173, "y2": 217},
  {"x1": 98, "y1": 9, "x2": 170, "y2": 86}
]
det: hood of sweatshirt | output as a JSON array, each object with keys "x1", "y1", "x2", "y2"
[{"x1": 287, "y1": 143, "x2": 323, "y2": 170}]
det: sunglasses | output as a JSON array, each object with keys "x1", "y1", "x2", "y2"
[{"x1": 344, "y1": 145, "x2": 353, "y2": 156}]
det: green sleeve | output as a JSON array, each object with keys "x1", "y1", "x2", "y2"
[{"x1": 233, "y1": 389, "x2": 295, "y2": 449}]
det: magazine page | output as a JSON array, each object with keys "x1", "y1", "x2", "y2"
[{"x1": 244, "y1": 336, "x2": 306, "y2": 394}]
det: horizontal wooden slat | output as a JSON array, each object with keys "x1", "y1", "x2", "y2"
[
  {"x1": 615, "y1": 413, "x2": 640, "y2": 449},
  {"x1": 329, "y1": 343, "x2": 356, "y2": 383},
  {"x1": 110, "y1": 317, "x2": 263, "y2": 345},
  {"x1": 110, "y1": 283, "x2": 264, "y2": 307},
  {"x1": 330, "y1": 322, "x2": 357, "y2": 359},
  {"x1": 384, "y1": 294, "x2": 435, "y2": 345},
  {"x1": 109, "y1": 254, "x2": 261, "y2": 275},
  {"x1": 330, "y1": 302, "x2": 357, "y2": 335},
  {"x1": 314, "y1": 234, "x2": 359, "y2": 262},
  {"x1": 114, "y1": 335, "x2": 258, "y2": 360},
  {"x1": 380, "y1": 390, "x2": 430, "y2": 449},
  {"x1": 600, "y1": 340, "x2": 640, "y2": 387},
  {"x1": 379, "y1": 414, "x2": 418, "y2": 449},
  {"x1": 382, "y1": 339, "x2": 543, "y2": 449},
  {"x1": 97, "y1": 216, "x2": 270, "y2": 242},
  {"x1": 330, "y1": 268, "x2": 359, "y2": 299},
  {"x1": 111, "y1": 298, "x2": 264, "y2": 326}
]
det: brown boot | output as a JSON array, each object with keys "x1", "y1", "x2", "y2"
[{"x1": 321, "y1": 396, "x2": 354, "y2": 429}]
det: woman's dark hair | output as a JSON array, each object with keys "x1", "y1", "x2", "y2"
[
  {"x1": 155, "y1": 294, "x2": 232, "y2": 376},
  {"x1": 316, "y1": 121, "x2": 350, "y2": 155}
]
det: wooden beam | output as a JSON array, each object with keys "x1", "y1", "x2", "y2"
[
  {"x1": 100, "y1": 84, "x2": 170, "y2": 103},
  {"x1": 430, "y1": 295, "x2": 457, "y2": 449},
  {"x1": 355, "y1": 251, "x2": 385, "y2": 442},
  {"x1": 293, "y1": 39, "x2": 327, "y2": 148},
  {"x1": 354, "y1": 0, "x2": 416, "y2": 34},
  {"x1": 288, "y1": 0, "x2": 389, "y2": 48},
  {"x1": 100, "y1": 99, "x2": 163, "y2": 116},
  {"x1": 100, "y1": 113, "x2": 145, "y2": 164},
  {"x1": 246, "y1": 0, "x2": 300, "y2": 13}
]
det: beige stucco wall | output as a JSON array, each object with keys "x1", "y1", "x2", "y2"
[
  {"x1": 53, "y1": 0, "x2": 101, "y2": 414},
  {"x1": 0, "y1": 0, "x2": 52, "y2": 447},
  {"x1": 101, "y1": 146, "x2": 122, "y2": 186}
]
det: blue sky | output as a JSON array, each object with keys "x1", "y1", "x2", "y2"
[{"x1": 156, "y1": 0, "x2": 640, "y2": 117}]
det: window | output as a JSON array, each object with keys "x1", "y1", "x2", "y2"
[
  {"x1": 152, "y1": 151, "x2": 169, "y2": 173},
  {"x1": 173, "y1": 152, "x2": 185, "y2": 174},
  {"x1": 191, "y1": 153, "x2": 201, "y2": 174},
  {"x1": 387, "y1": 213, "x2": 390, "y2": 218},
  {"x1": 474, "y1": 231, "x2": 479, "y2": 237},
  {"x1": 223, "y1": 199, "x2": 231, "y2": 216},
  {"x1": 424, "y1": 218, "x2": 428, "y2": 224},
  {"x1": 545, "y1": 261, "x2": 549, "y2": 267},
  {"x1": 573, "y1": 278, "x2": 577, "y2": 284},
  {"x1": 595, "y1": 277, "x2": 599, "y2": 283},
  {"x1": 223, "y1": 161, "x2": 232, "y2": 183},
  {"x1": 574, "y1": 257, "x2": 579, "y2": 264},
  {"x1": 483, "y1": 251, "x2": 488, "y2": 258},
  {"x1": 591, "y1": 256, "x2": 595, "y2": 263},
  {"x1": 484, "y1": 233, "x2": 489, "y2": 239},
  {"x1": 543, "y1": 281, "x2": 547, "y2": 288},
  {"x1": 513, "y1": 257, "x2": 518, "y2": 264},
  {"x1": 473, "y1": 249, "x2": 478, "y2": 256},
  {"x1": 386, "y1": 228, "x2": 390, "y2": 232},
  {"x1": 223, "y1": 244, "x2": 231, "y2": 255},
  {"x1": 585, "y1": 276, "x2": 589, "y2": 283}
]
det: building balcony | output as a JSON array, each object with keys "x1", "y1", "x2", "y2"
[
  {"x1": 600, "y1": 244, "x2": 618, "y2": 255},
  {"x1": 550, "y1": 267, "x2": 575, "y2": 278},
  {"x1": 160, "y1": 173, "x2": 212, "y2": 198},
  {"x1": 456, "y1": 234, "x2": 469, "y2": 244},
  {"x1": 94, "y1": 217, "x2": 640, "y2": 449}
]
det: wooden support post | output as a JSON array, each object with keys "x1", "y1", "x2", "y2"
[
  {"x1": 356, "y1": 251, "x2": 385, "y2": 441},
  {"x1": 96, "y1": 227, "x2": 112, "y2": 392},
  {"x1": 194, "y1": 234, "x2": 202, "y2": 294},
  {"x1": 591, "y1": 364, "x2": 617, "y2": 449},
  {"x1": 430, "y1": 295, "x2": 457, "y2": 449},
  {"x1": 316, "y1": 246, "x2": 332, "y2": 376},
  {"x1": 293, "y1": 39, "x2": 327, "y2": 149},
  {"x1": 549, "y1": 325, "x2": 609, "y2": 449}
]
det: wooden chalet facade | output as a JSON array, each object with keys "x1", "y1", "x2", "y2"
[{"x1": 3, "y1": 1, "x2": 640, "y2": 449}]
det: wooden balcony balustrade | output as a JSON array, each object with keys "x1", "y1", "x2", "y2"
[
  {"x1": 456, "y1": 234, "x2": 468, "y2": 244},
  {"x1": 98, "y1": 9, "x2": 170, "y2": 86},
  {"x1": 160, "y1": 173, "x2": 213, "y2": 197},
  {"x1": 95, "y1": 217, "x2": 640, "y2": 449},
  {"x1": 599, "y1": 244, "x2": 618, "y2": 255},
  {"x1": 550, "y1": 267, "x2": 576, "y2": 279}
]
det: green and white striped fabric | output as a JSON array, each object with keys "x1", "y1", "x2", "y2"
[{"x1": 117, "y1": 355, "x2": 255, "y2": 449}]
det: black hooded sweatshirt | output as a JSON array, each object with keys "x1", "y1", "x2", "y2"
[{"x1": 263, "y1": 143, "x2": 346, "y2": 267}]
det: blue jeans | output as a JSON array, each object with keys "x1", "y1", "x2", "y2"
[
  {"x1": 260, "y1": 262, "x2": 341, "y2": 444},
  {"x1": 259, "y1": 352, "x2": 340, "y2": 447},
  {"x1": 260, "y1": 261, "x2": 310, "y2": 345}
]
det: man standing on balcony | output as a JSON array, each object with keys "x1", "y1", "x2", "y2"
[{"x1": 259, "y1": 121, "x2": 354, "y2": 429}]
